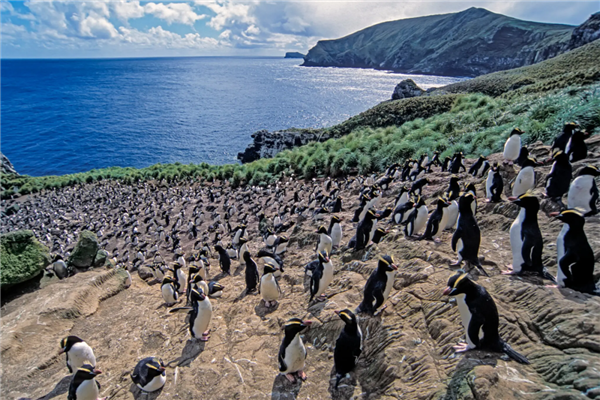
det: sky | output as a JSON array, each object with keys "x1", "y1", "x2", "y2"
[{"x1": 1, "y1": 1, "x2": 598, "y2": 59}]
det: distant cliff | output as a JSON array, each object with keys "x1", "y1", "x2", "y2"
[
  {"x1": 302, "y1": 7, "x2": 588, "y2": 77},
  {"x1": 284, "y1": 52, "x2": 305, "y2": 59}
]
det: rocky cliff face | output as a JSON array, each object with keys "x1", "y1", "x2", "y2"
[
  {"x1": 569, "y1": 12, "x2": 600, "y2": 50},
  {"x1": 302, "y1": 7, "x2": 586, "y2": 77},
  {"x1": 1, "y1": 152, "x2": 19, "y2": 175},
  {"x1": 237, "y1": 128, "x2": 331, "y2": 163}
]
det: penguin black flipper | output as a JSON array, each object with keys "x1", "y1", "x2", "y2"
[
  {"x1": 371, "y1": 281, "x2": 386, "y2": 311},
  {"x1": 310, "y1": 267, "x2": 323, "y2": 301},
  {"x1": 467, "y1": 313, "x2": 484, "y2": 349},
  {"x1": 169, "y1": 306, "x2": 193, "y2": 313},
  {"x1": 542, "y1": 268, "x2": 557, "y2": 283},
  {"x1": 502, "y1": 341, "x2": 530, "y2": 364},
  {"x1": 451, "y1": 227, "x2": 461, "y2": 252}
]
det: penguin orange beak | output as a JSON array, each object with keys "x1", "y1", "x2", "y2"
[
  {"x1": 508, "y1": 196, "x2": 517, "y2": 201},
  {"x1": 549, "y1": 211, "x2": 560, "y2": 218},
  {"x1": 93, "y1": 369, "x2": 102, "y2": 375},
  {"x1": 334, "y1": 310, "x2": 340, "y2": 315},
  {"x1": 391, "y1": 264, "x2": 398, "y2": 270},
  {"x1": 442, "y1": 287, "x2": 452, "y2": 296},
  {"x1": 58, "y1": 348, "x2": 65, "y2": 354},
  {"x1": 303, "y1": 320, "x2": 312, "y2": 326},
  {"x1": 159, "y1": 366, "x2": 166, "y2": 372}
]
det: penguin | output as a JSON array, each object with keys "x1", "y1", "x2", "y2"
[
  {"x1": 131, "y1": 357, "x2": 166, "y2": 393},
  {"x1": 188, "y1": 287, "x2": 213, "y2": 341},
  {"x1": 545, "y1": 150, "x2": 572, "y2": 202},
  {"x1": 444, "y1": 176, "x2": 461, "y2": 230},
  {"x1": 68, "y1": 364, "x2": 104, "y2": 400},
  {"x1": 356, "y1": 255, "x2": 397, "y2": 315},
  {"x1": 441, "y1": 156, "x2": 452, "y2": 172},
  {"x1": 567, "y1": 165, "x2": 600, "y2": 215},
  {"x1": 52, "y1": 254, "x2": 68, "y2": 279},
  {"x1": 214, "y1": 245, "x2": 231, "y2": 275},
  {"x1": 515, "y1": 147, "x2": 529, "y2": 168},
  {"x1": 370, "y1": 228, "x2": 388, "y2": 245},
  {"x1": 554, "y1": 209, "x2": 599, "y2": 295},
  {"x1": 468, "y1": 156, "x2": 487, "y2": 177},
  {"x1": 151, "y1": 263, "x2": 167, "y2": 282},
  {"x1": 449, "y1": 152, "x2": 466, "y2": 174},
  {"x1": 464, "y1": 182, "x2": 477, "y2": 216},
  {"x1": 333, "y1": 309, "x2": 362, "y2": 389},
  {"x1": 419, "y1": 197, "x2": 450, "y2": 241},
  {"x1": 259, "y1": 262, "x2": 281, "y2": 307},
  {"x1": 391, "y1": 199, "x2": 414, "y2": 225},
  {"x1": 278, "y1": 318, "x2": 312, "y2": 384},
  {"x1": 328, "y1": 215, "x2": 343, "y2": 249},
  {"x1": 309, "y1": 250, "x2": 334, "y2": 302},
  {"x1": 264, "y1": 228, "x2": 277, "y2": 248},
  {"x1": 197, "y1": 256, "x2": 210, "y2": 281},
  {"x1": 208, "y1": 281, "x2": 224, "y2": 298},
  {"x1": 331, "y1": 196, "x2": 343, "y2": 213},
  {"x1": 354, "y1": 210, "x2": 379, "y2": 251},
  {"x1": 503, "y1": 128, "x2": 523, "y2": 163},
  {"x1": 442, "y1": 271, "x2": 529, "y2": 364},
  {"x1": 566, "y1": 130, "x2": 589, "y2": 163},
  {"x1": 451, "y1": 193, "x2": 488, "y2": 276},
  {"x1": 257, "y1": 249, "x2": 285, "y2": 276},
  {"x1": 274, "y1": 235, "x2": 289, "y2": 255},
  {"x1": 351, "y1": 194, "x2": 371, "y2": 223},
  {"x1": 161, "y1": 276, "x2": 179, "y2": 306},
  {"x1": 479, "y1": 160, "x2": 491, "y2": 178},
  {"x1": 512, "y1": 157, "x2": 539, "y2": 197},
  {"x1": 316, "y1": 225, "x2": 333, "y2": 256},
  {"x1": 238, "y1": 237, "x2": 249, "y2": 266},
  {"x1": 404, "y1": 196, "x2": 428, "y2": 238},
  {"x1": 486, "y1": 163, "x2": 503, "y2": 203},
  {"x1": 243, "y1": 251, "x2": 260, "y2": 293},
  {"x1": 409, "y1": 178, "x2": 428, "y2": 197},
  {"x1": 552, "y1": 122, "x2": 579, "y2": 153},
  {"x1": 188, "y1": 274, "x2": 209, "y2": 305},
  {"x1": 170, "y1": 262, "x2": 186, "y2": 294},
  {"x1": 503, "y1": 194, "x2": 555, "y2": 281},
  {"x1": 427, "y1": 151, "x2": 441, "y2": 172},
  {"x1": 394, "y1": 186, "x2": 410, "y2": 209},
  {"x1": 59, "y1": 336, "x2": 96, "y2": 373}
]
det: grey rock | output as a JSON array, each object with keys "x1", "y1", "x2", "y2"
[
  {"x1": 568, "y1": 12, "x2": 600, "y2": 50},
  {"x1": 1, "y1": 152, "x2": 19, "y2": 175},
  {"x1": 392, "y1": 79, "x2": 425, "y2": 100}
]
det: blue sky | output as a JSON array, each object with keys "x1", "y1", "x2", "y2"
[{"x1": 1, "y1": 1, "x2": 598, "y2": 59}]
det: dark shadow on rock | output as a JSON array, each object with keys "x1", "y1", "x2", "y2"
[
  {"x1": 255, "y1": 301, "x2": 280, "y2": 318},
  {"x1": 35, "y1": 374, "x2": 71, "y2": 400},
  {"x1": 176, "y1": 339, "x2": 206, "y2": 367},
  {"x1": 307, "y1": 298, "x2": 329, "y2": 317},
  {"x1": 327, "y1": 365, "x2": 356, "y2": 400},
  {"x1": 129, "y1": 382, "x2": 163, "y2": 400},
  {"x1": 233, "y1": 265, "x2": 244, "y2": 276},
  {"x1": 440, "y1": 352, "x2": 498, "y2": 400},
  {"x1": 270, "y1": 374, "x2": 303, "y2": 400},
  {"x1": 1, "y1": 272, "x2": 44, "y2": 307}
]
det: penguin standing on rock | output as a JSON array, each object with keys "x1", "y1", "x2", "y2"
[
  {"x1": 404, "y1": 196, "x2": 428, "y2": 238},
  {"x1": 512, "y1": 157, "x2": 540, "y2": 197},
  {"x1": 68, "y1": 364, "x2": 105, "y2": 400},
  {"x1": 59, "y1": 336, "x2": 96, "y2": 373},
  {"x1": 214, "y1": 245, "x2": 231, "y2": 275},
  {"x1": 316, "y1": 225, "x2": 333, "y2": 256},
  {"x1": 450, "y1": 152, "x2": 466, "y2": 174},
  {"x1": 566, "y1": 130, "x2": 589, "y2": 163},
  {"x1": 354, "y1": 210, "x2": 379, "y2": 251},
  {"x1": 503, "y1": 128, "x2": 523, "y2": 164},
  {"x1": 392, "y1": 199, "x2": 414, "y2": 225},
  {"x1": 309, "y1": 250, "x2": 334, "y2": 302},
  {"x1": 278, "y1": 318, "x2": 312, "y2": 384},
  {"x1": 131, "y1": 357, "x2": 166, "y2": 393},
  {"x1": 243, "y1": 251, "x2": 260, "y2": 293},
  {"x1": 356, "y1": 255, "x2": 397, "y2": 315},
  {"x1": 409, "y1": 178, "x2": 428, "y2": 197},
  {"x1": 259, "y1": 263, "x2": 281, "y2": 307},
  {"x1": 442, "y1": 271, "x2": 529, "y2": 364},
  {"x1": 567, "y1": 165, "x2": 600, "y2": 215},
  {"x1": 468, "y1": 156, "x2": 487, "y2": 177},
  {"x1": 185, "y1": 288, "x2": 212, "y2": 341},
  {"x1": 419, "y1": 197, "x2": 450, "y2": 242},
  {"x1": 486, "y1": 164, "x2": 503, "y2": 203},
  {"x1": 552, "y1": 122, "x2": 579, "y2": 153},
  {"x1": 545, "y1": 150, "x2": 572, "y2": 203},
  {"x1": 451, "y1": 193, "x2": 488, "y2": 276},
  {"x1": 503, "y1": 194, "x2": 555, "y2": 281},
  {"x1": 333, "y1": 309, "x2": 362, "y2": 389},
  {"x1": 161, "y1": 276, "x2": 179, "y2": 306},
  {"x1": 552, "y1": 209, "x2": 599, "y2": 295},
  {"x1": 328, "y1": 215, "x2": 343, "y2": 249},
  {"x1": 444, "y1": 176, "x2": 461, "y2": 230}
]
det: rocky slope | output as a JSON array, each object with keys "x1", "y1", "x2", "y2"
[
  {"x1": 1, "y1": 152, "x2": 19, "y2": 175},
  {"x1": 302, "y1": 7, "x2": 596, "y2": 77},
  {"x1": 2, "y1": 136, "x2": 600, "y2": 399}
]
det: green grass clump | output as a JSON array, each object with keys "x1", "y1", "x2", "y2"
[{"x1": 1, "y1": 230, "x2": 51, "y2": 288}]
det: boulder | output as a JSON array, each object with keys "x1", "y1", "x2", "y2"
[
  {"x1": 1, "y1": 152, "x2": 19, "y2": 175},
  {"x1": 93, "y1": 249, "x2": 109, "y2": 268},
  {"x1": 0, "y1": 230, "x2": 51, "y2": 289},
  {"x1": 392, "y1": 79, "x2": 425, "y2": 100},
  {"x1": 68, "y1": 230, "x2": 100, "y2": 268}
]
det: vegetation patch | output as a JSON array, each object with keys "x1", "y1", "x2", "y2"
[{"x1": 1, "y1": 230, "x2": 51, "y2": 288}]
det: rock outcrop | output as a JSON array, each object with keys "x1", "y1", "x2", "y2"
[
  {"x1": 302, "y1": 7, "x2": 583, "y2": 77},
  {"x1": 568, "y1": 12, "x2": 600, "y2": 50},
  {"x1": 284, "y1": 52, "x2": 305, "y2": 59},
  {"x1": 68, "y1": 230, "x2": 100, "y2": 268},
  {"x1": 1, "y1": 152, "x2": 19, "y2": 175},
  {"x1": 237, "y1": 128, "x2": 330, "y2": 163},
  {"x1": 0, "y1": 230, "x2": 51, "y2": 289},
  {"x1": 392, "y1": 79, "x2": 425, "y2": 100}
]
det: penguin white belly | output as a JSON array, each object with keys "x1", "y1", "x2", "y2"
[
  {"x1": 162, "y1": 284, "x2": 177, "y2": 304},
  {"x1": 503, "y1": 136, "x2": 521, "y2": 161},
  {"x1": 275, "y1": 242, "x2": 288, "y2": 255},
  {"x1": 198, "y1": 265, "x2": 208, "y2": 281},
  {"x1": 556, "y1": 224, "x2": 569, "y2": 287},
  {"x1": 68, "y1": 343, "x2": 96, "y2": 372},
  {"x1": 456, "y1": 238, "x2": 464, "y2": 262},
  {"x1": 154, "y1": 268, "x2": 165, "y2": 281},
  {"x1": 486, "y1": 171, "x2": 494, "y2": 199},
  {"x1": 260, "y1": 274, "x2": 280, "y2": 301},
  {"x1": 437, "y1": 210, "x2": 450, "y2": 237},
  {"x1": 266, "y1": 236, "x2": 276, "y2": 247},
  {"x1": 566, "y1": 137, "x2": 573, "y2": 155},
  {"x1": 176, "y1": 270, "x2": 186, "y2": 294},
  {"x1": 317, "y1": 234, "x2": 332, "y2": 255},
  {"x1": 369, "y1": 221, "x2": 379, "y2": 241},
  {"x1": 383, "y1": 270, "x2": 397, "y2": 301},
  {"x1": 455, "y1": 294, "x2": 480, "y2": 350},
  {"x1": 282, "y1": 335, "x2": 306, "y2": 374},
  {"x1": 138, "y1": 374, "x2": 166, "y2": 392},
  {"x1": 510, "y1": 209, "x2": 526, "y2": 273},
  {"x1": 192, "y1": 299, "x2": 213, "y2": 337},
  {"x1": 513, "y1": 167, "x2": 535, "y2": 197},
  {"x1": 414, "y1": 206, "x2": 428, "y2": 235},
  {"x1": 395, "y1": 193, "x2": 409, "y2": 209},
  {"x1": 567, "y1": 176, "x2": 593, "y2": 213},
  {"x1": 331, "y1": 224, "x2": 342, "y2": 247},
  {"x1": 75, "y1": 379, "x2": 99, "y2": 400},
  {"x1": 317, "y1": 263, "x2": 334, "y2": 296},
  {"x1": 445, "y1": 201, "x2": 459, "y2": 230}
]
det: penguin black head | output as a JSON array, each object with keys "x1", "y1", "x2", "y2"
[
  {"x1": 442, "y1": 271, "x2": 475, "y2": 296},
  {"x1": 330, "y1": 215, "x2": 341, "y2": 223},
  {"x1": 190, "y1": 273, "x2": 205, "y2": 285},
  {"x1": 190, "y1": 287, "x2": 206, "y2": 301},
  {"x1": 74, "y1": 364, "x2": 102, "y2": 380},
  {"x1": 189, "y1": 265, "x2": 200, "y2": 275},
  {"x1": 318, "y1": 250, "x2": 330, "y2": 263},
  {"x1": 511, "y1": 192, "x2": 539, "y2": 210},
  {"x1": 415, "y1": 196, "x2": 426, "y2": 207},
  {"x1": 243, "y1": 251, "x2": 252, "y2": 262},
  {"x1": 377, "y1": 255, "x2": 397, "y2": 272},
  {"x1": 511, "y1": 128, "x2": 524, "y2": 136},
  {"x1": 437, "y1": 196, "x2": 450, "y2": 207},
  {"x1": 465, "y1": 183, "x2": 477, "y2": 194},
  {"x1": 162, "y1": 275, "x2": 177, "y2": 285},
  {"x1": 59, "y1": 335, "x2": 84, "y2": 354},
  {"x1": 214, "y1": 244, "x2": 224, "y2": 252},
  {"x1": 283, "y1": 318, "x2": 312, "y2": 335},
  {"x1": 522, "y1": 157, "x2": 540, "y2": 168},
  {"x1": 367, "y1": 209, "x2": 380, "y2": 219},
  {"x1": 335, "y1": 309, "x2": 358, "y2": 326},
  {"x1": 564, "y1": 122, "x2": 579, "y2": 134},
  {"x1": 144, "y1": 357, "x2": 166, "y2": 377},
  {"x1": 577, "y1": 165, "x2": 600, "y2": 177},
  {"x1": 278, "y1": 235, "x2": 289, "y2": 243},
  {"x1": 553, "y1": 208, "x2": 586, "y2": 226},
  {"x1": 263, "y1": 262, "x2": 278, "y2": 274},
  {"x1": 239, "y1": 236, "x2": 248, "y2": 245},
  {"x1": 316, "y1": 225, "x2": 328, "y2": 235},
  {"x1": 208, "y1": 282, "x2": 225, "y2": 295},
  {"x1": 458, "y1": 192, "x2": 476, "y2": 209}
]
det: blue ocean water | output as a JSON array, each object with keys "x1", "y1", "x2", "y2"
[{"x1": 1, "y1": 57, "x2": 463, "y2": 177}]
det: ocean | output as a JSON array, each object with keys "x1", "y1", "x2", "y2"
[{"x1": 1, "y1": 57, "x2": 463, "y2": 177}]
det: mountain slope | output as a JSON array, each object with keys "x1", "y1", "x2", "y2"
[{"x1": 302, "y1": 7, "x2": 576, "y2": 77}]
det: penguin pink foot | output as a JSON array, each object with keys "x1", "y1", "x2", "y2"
[
  {"x1": 200, "y1": 330, "x2": 210, "y2": 341},
  {"x1": 285, "y1": 373, "x2": 297, "y2": 384},
  {"x1": 449, "y1": 260, "x2": 461, "y2": 267},
  {"x1": 374, "y1": 304, "x2": 387, "y2": 316},
  {"x1": 296, "y1": 370, "x2": 307, "y2": 381},
  {"x1": 545, "y1": 284, "x2": 559, "y2": 288},
  {"x1": 434, "y1": 238, "x2": 442, "y2": 243},
  {"x1": 317, "y1": 294, "x2": 327, "y2": 302},
  {"x1": 453, "y1": 343, "x2": 469, "y2": 353},
  {"x1": 502, "y1": 264, "x2": 515, "y2": 275}
]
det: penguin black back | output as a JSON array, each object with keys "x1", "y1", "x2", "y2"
[
  {"x1": 214, "y1": 245, "x2": 231, "y2": 274},
  {"x1": 243, "y1": 251, "x2": 260, "y2": 293},
  {"x1": 334, "y1": 309, "x2": 362, "y2": 388}
]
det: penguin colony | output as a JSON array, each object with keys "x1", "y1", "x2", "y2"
[{"x1": 3, "y1": 122, "x2": 600, "y2": 398}]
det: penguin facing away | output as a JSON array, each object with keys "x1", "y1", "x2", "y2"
[
  {"x1": 243, "y1": 251, "x2": 260, "y2": 293},
  {"x1": 567, "y1": 165, "x2": 600, "y2": 215},
  {"x1": 356, "y1": 255, "x2": 397, "y2": 315},
  {"x1": 451, "y1": 193, "x2": 488, "y2": 277},
  {"x1": 278, "y1": 318, "x2": 312, "y2": 384},
  {"x1": 59, "y1": 336, "x2": 96, "y2": 373},
  {"x1": 443, "y1": 272, "x2": 529, "y2": 364},
  {"x1": 68, "y1": 364, "x2": 104, "y2": 400},
  {"x1": 545, "y1": 150, "x2": 572, "y2": 201},
  {"x1": 131, "y1": 357, "x2": 166, "y2": 393},
  {"x1": 333, "y1": 309, "x2": 362, "y2": 389}
]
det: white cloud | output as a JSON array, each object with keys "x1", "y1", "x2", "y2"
[
  {"x1": 112, "y1": 1, "x2": 145, "y2": 22},
  {"x1": 144, "y1": 2, "x2": 207, "y2": 25}
]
